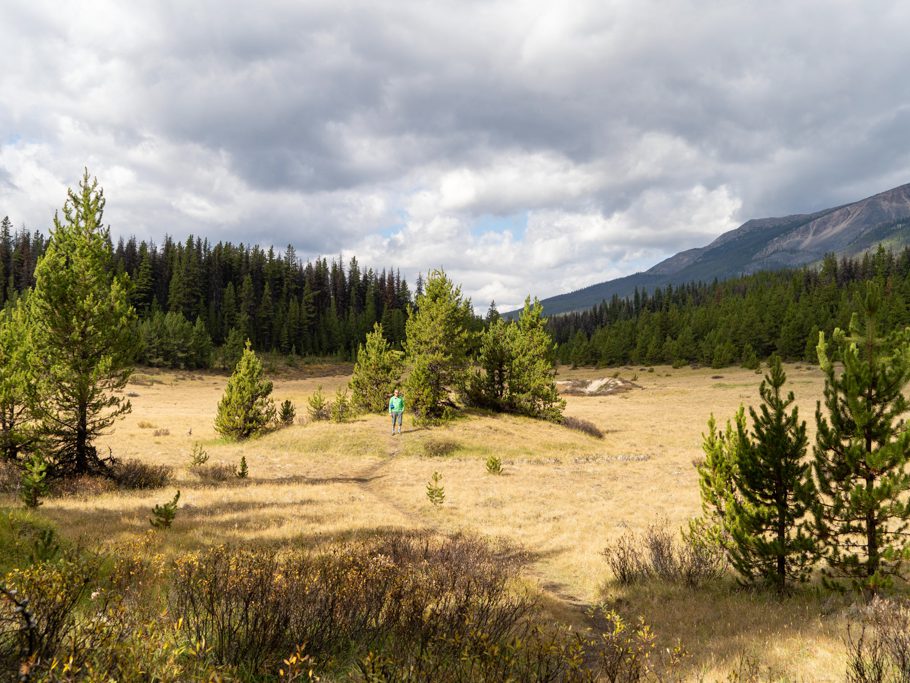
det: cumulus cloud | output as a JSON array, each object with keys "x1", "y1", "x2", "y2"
[{"x1": 1, "y1": 0, "x2": 909, "y2": 309}]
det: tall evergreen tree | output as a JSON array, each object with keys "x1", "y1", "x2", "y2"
[
  {"x1": 403, "y1": 269, "x2": 473, "y2": 419},
  {"x1": 349, "y1": 323, "x2": 404, "y2": 412},
  {"x1": 507, "y1": 297, "x2": 565, "y2": 420},
  {"x1": 814, "y1": 283, "x2": 910, "y2": 593},
  {"x1": 28, "y1": 171, "x2": 137, "y2": 475},
  {"x1": 726, "y1": 356, "x2": 817, "y2": 592}
]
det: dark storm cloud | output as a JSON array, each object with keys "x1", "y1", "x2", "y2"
[{"x1": 1, "y1": 1, "x2": 910, "y2": 308}]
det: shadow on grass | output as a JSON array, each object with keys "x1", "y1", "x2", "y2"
[{"x1": 597, "y1": 578, "x2": 849, "y2": 679}]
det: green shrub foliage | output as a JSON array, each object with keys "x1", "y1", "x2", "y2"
[
  {"x1": 814, "y1": 283, "x2": 910, "y2": 593},
  {"x1": 214, "y1": 341, "x2": 277, "y2": 440}
]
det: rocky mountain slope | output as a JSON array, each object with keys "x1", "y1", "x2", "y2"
[{"x1": 534, "y1": 183, "x2": 910, "y2": 316}]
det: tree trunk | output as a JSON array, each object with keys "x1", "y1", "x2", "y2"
[{"x1": 76, "y1": 403, "x2": 88, "y2": 474}]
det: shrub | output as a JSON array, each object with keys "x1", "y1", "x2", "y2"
[
  {"x1": 486, "y1": 454, "x2": 503, "y2": 475},
  {"x1": 191, "y1": 463, "x2": 236, "y2": 484},
  {"x1": 236, "y1": 456, "x2": 249, "y2": 479},
  {"x1": 1, "y1": 555, "x2": 99, "y2": 669},
  {"x1": 422, "y1": 438, "x2": 459, "y2": 457},
  {"x1": 279, "y1": 399, "x2": 296, "y2": 426},
  {"x1": 307, "y1": 387, "x2": 330, "y2": 422},
  {"x1": 150, "y1": 490, "x2": 180, "y2": 529},
  {"x1": 561, "y1": 415, "x2": 605, "y2": 438},
  {"x1": 110, "y1": 458, "x2": 173, "y2": 490},
  {"x1": 603, "y1": 519, "x2": 725, "y2": 588},
  {"x1": 845, "y1": 598, "x2": 910, "y2": 682}
]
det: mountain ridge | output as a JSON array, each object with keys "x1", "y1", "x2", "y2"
[{"x1": 527, "y1": 183, "x2": 910, "y2": 317}]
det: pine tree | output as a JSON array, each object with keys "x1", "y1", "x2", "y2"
[
  {"x1": 349, "y1": 323, "x2": 404, "y2": 412},
  {"x1": 507, "y1": 297, "x2": 565, "y2": 420},
  {"x1": 726, "y1": 356, "x2": 818, "y2": 592},
  {"x1": 214, "y1": 340, "x2": 277, "y2": 440},
  {"x1": 403, "y1": 270, "x2": 474, "y2": 419},
  {"x1": 28, "y1": 171, "x2": 136, "y2": 475},
  {"x1": 814, "y1": 283, "x2": 910, "y2": 593},
  {"x1": 469, "y1": 316, "x2": 511, "y2": 409},
  {"x1": 0, "y1": 298, "x2": 35, "y2": 461}
]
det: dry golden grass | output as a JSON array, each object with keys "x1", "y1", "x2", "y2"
[{"x1": 5, "y1": 361, "x2": 853, "y2": 680}]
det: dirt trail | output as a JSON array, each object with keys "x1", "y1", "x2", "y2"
[{"x1": 350, "y1": 430, "x2": 601, "y2": 631}]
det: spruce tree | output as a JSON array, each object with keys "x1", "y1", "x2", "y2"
[
  {"x1": 28, "y1": 171, "x2": 136, "y2": 475},
  {"x1": 349, "y1": 323, "x2": 404, "y2": 412},
  {"x1": 814, "y1": 283, "x2": 910, "y2": 593},
  {"x1": 214, "y1": 340, "x2": 277, "y2": 440},
  {"x1": 727, "y1": 356, "x2": 817, "y2": 592},
  {"x1": 403, "y1": 270, "x2": 473, "y2": 419}
]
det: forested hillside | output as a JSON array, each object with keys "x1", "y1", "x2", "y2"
[
  {"x1": 0, "y1": 215, "x2": 413, "y2": 367},
  {"x1": 549, "y1": 247, "x2": 910, "y2": 368}
]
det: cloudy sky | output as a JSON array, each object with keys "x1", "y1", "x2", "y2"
[{"x1": 2, "y1": 1, "x2": 909, "y2": 310}]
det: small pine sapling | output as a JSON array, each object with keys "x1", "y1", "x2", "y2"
[
  {"x1": 331, "y1": 388, "x2": 351, "y2": 423},
  {"x1": 20, "y1": 454, "x2": 49, "y2": 509},
  {"x1": 279, "y1": 399, "x2": 296, "y2": 426},
  {"x1": 150, "y1": 490, "x2": 180, "y2": 529},
  {"x1": 307, "y1": 387, "x2": 330, "y2": 422},
  {"x1": 426, "y1": 471, "x2": 445, "y2": 506},
  {"x1": 236, "y1": 456, "x2": 249, "y2": 479},
  {"x1": 189, "y1": 442, "x2": 209, "y2": 467},
  {"x1": 214, "y1": 341, "x2": 277, "y2": 440},
  {"x1": 29, "y1": 528, "x2": 61, "y2": 564},
  {"x1": 485, "y1": 454, "x2": 503, "y2": 475}
]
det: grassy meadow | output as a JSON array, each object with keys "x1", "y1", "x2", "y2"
[{"x1": 3, "y1": 362, "x2": 854, "y2": 680}]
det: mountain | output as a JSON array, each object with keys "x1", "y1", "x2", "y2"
[{"x1": 531, "y1": 183, "x2": 910, "y2": 316}]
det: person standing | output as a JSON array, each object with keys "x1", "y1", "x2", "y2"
[{"x1": 388, "y1": 388, "x2": 404, "y2": 435}]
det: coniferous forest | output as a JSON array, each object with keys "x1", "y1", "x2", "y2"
[
  {"x1": 0, "y1": 215, "x2": 414, "y2": 368},
  {"x1": 7, "y1": 210, "x2": 910, "y2": 372},
  {"x1": 549, "y1": 247, "x2": 910, "y2": 368}
]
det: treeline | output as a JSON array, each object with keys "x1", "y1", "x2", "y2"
[
  {"x1": 0, "y1": 215, "x2": 414, "y2": 368},
  {"x1": 549, "y1": 247, "x2": 910, "y2": 368}
]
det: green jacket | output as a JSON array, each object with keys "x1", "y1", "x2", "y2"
[{"x1": 388, "y1": 395, "x2": 404, "y2": 413}]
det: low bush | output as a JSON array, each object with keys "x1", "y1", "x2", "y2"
[
  {"x1": 603, "y1": 519, "x2": 726, "y2": 588},
  {"x1": 423, "y1": 438, "x2": 459, "y2": 457},
  {"x1": 846, "y1": 598, "x2": 910, "y2": 682},
  {"x1": 109, "y1": 458, "x2": 173, "y2": 490},
  {"x1": 562, "y1": 415, "x2": 605, "y2": 439},
  {"x1": 0, "y1": 531, "x2": 683, "y2": 681},
  {"x1": 191, "y1": 463, "x2": 236, "y2": 484}
]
